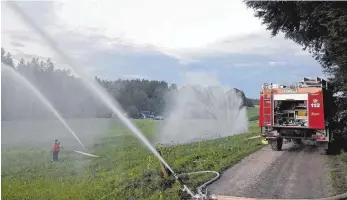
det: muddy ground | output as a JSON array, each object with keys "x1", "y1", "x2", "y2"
[{"x1": 208, "y1": 142, "x2": 336, "y2": 199}]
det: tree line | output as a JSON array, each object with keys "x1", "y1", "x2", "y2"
[{"x1": 1, "y1": 48, "x2": 256, "y2": 120}]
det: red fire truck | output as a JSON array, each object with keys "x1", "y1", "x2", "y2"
[{"x1": 259, "y1": 77, "x2": 335, "y2": 151}]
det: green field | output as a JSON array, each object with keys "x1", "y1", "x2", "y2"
[
  {"x1": 2, "y1": 117, "x2": 263, "y2": 200},
  {"x1": 247, "y1": 106, "x2": 259, "y2": 121}
]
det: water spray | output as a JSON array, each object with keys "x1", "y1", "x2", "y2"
[
  {"x1": 1, "y1": 63, "x2": 88, "y2": 152},
  {"x1": 5, "y1": 2, "x2": 197, "y2": 198},
  {"x1": 73, "y1": 150, "x2": 99, "y2": 158},
  {"x1": 246, "y1": 135, "x2": 261, "y2": 140},
  {"x1": 158, "y1": 85, "x2": 247, "y2": 145},
  {"x1": 10, "y1": 3, "x2": 345, "y2": 200},
  {"x1": 2, "y1": 4, "x2": 283, "y2": 198},
  {"x1": 5, "y1": 3, "x2": 347, "y2": 199}
]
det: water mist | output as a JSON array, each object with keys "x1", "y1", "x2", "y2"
[
  {"x1": 1, "y1": 64, "x2": 88, "y2": 152},
  {"x1": 158, "y1": 72, "x2": 248, "y2": 145},
  {"x1": 6, "y1": 2, "x2": 182, "y2": 183}
]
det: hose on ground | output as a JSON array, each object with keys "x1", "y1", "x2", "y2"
[
  {"x1": 177, "y1": 170, "x2": 220, "y2": 196},
  {"x1": 178, "y1": 170, "x2": 347, "y2": 200}
]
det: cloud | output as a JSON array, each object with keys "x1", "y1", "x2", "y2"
[
  {"x1": 234, "y1": 62, "x2": 262, "y2": 67},
  {"x1": 233, "y1": 61, "x2": 286, "y2": 68},
  {"x1": 2, "y1": 1, "x2": 308, "y2": 64},
  {"x1": 1, "y1": 0, "x2": 324, "y2": 98},
  {"x1": 9, "y1": 33, "x2": 36, "y2": 42},
  {"x1": 56, "y1": 0, "x2": 263, "y2": 49},
  {"x1": 268, "y1": 61, "x2": 287, "y2": 66},
  {"x1": 182, "y1": 71, "x2": 221, "y2": 87},
  {"x1": 10, "y1": 41, "x2": 25, "y2": 48},
  {"x1": 173, "y1": 31, "x2": 304, "y2": 60}
]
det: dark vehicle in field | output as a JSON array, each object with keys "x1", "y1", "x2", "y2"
[{"x1": 259, "y1": 77, "x2": 335, "y2": 151}]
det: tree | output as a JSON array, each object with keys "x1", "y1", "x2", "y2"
[
  {"x1": 1, "y1": 48, "x2": 253, "y2": 121},
  {"x1": 1, "y1": 48, "x2": 14, "y2": 67},
  {"x1": 245, "y1": 1, "x2": 347, "y2": 152},
  {"x1": 233, "y1": 88, "x2": 248, "y2": 107},
  {"x1": 245, "y1": 2, "x2": 347, "y2": 91},
  {"x1": 132, "y1": 89, "x2": 149, "y2": 110},
  {"x1": 126, "y1": 105, "x2": 139, "y2": 118}
]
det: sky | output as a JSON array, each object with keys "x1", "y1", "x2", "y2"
[{"x1": 1, "y1": 0, "x2": 324, "y2": 98}]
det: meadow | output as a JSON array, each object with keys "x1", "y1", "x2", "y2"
[
  {"x1": 2, "y1": 108, "x2": 263, "y2": 200},
  {"x1": 247, "y1": 107, "x2": 259, "y2": 121}
]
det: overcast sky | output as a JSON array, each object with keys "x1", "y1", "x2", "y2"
[{"x1": 1, "y1": 0, "x2": 323, "y2": 98}]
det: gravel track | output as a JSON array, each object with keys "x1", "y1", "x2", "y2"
[{"x1": 208, "y1": 142, "x2": 333, "y2": 199}]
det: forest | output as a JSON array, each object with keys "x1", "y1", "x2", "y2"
[{"x1": 1, "y1": 48, "x2": 257, "y2": 120}]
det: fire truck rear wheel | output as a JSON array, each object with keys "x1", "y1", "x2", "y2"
[{"x1": 270, "y1": 138, "x2": 283, "y2": 151}]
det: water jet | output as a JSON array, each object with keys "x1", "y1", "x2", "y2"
[
  {"x1": 73, "y1": 150, "x2": 99, "y2": 158},
  {"x1": 1, "y1": 63, "x2": 88, "y2": 152},
  {"x1": 5, "y1": 3, "x2": 347, "y2": 200},
  {"x1": 5, "y1": 2, "x2": 196, "y2": 197}
]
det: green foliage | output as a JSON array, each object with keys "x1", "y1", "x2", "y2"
[
  {"x1": 2, "y1": 120, "x2": 263, "y2": 200},
  {"x1": 244, "y1": 1, "x2": 347, "y2": 138},
  {"x1": 245, "y1": 2, "x2": 347, "y2": 192},
  {"x1": 329, "y1": 152, "x2": 347, "y2": 195},
  {"x1": 234, "y1": 88, "x2": 259, "y2": 107},
  {"x1": 1, "y1": 48, "x2": 255, "y2": 120},
  {"x1": 1, "y1": 47, "x2": 14, "y2": 67},
  {"x1": 246, "y1": 98, "x2": 259, "y2": 107}
]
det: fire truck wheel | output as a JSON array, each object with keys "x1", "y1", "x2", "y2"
[{"x1": 270, "y1": 138, "x2": 283, "y2": 151}]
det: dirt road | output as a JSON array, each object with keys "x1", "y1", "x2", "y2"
[{"x1": 208, "y1": 142, "x2": 333, "y2": 199}]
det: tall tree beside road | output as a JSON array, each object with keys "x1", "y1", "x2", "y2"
[{"x1": 245, "y1": 1, "x2": 347, "y2": 152}]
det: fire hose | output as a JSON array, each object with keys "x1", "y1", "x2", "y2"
[
  {"x1": 6, "y1": 2, "x2": 346, "y2": 200},
  {"x1": 177, "y1": 170, "x2": 220, "y2": 199},
  {"x1": 178, "y1": 169, "x2": 347, "y2": 200}
]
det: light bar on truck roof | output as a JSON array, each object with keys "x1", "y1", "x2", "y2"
[{"x1": 262, "y1": 77, "x2": 329, "y2": 90}]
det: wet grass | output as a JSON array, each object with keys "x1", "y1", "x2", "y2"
[{"x1": 2, "y1": 119, "x2": 263, "y2": 200}]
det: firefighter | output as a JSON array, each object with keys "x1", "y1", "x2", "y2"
[{"x1": 52, "y1": 139, "x2": 60, "y2": 162}]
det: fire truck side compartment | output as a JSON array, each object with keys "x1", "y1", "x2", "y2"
[{"x1": 274, "y1": 100, "x2": 308, "y2": 127}]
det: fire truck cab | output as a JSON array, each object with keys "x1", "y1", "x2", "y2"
[{"x1": 259, "y1": 77, "x2": 335, "y2": 151}]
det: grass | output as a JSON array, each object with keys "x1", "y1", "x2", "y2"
[
  {"x1": 247, "y1": 107, "x2": 259, "y2": 121},
  {"x1": 2, "y1": 119, "x2": 263, "y2": 200},
  {"x1": 329, "y1": 152, "x2": 347, "y2": 195}
]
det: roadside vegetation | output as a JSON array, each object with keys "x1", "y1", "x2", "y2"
[
  {"x1": 329, "y1": 152, "x2": 347, "y2": 195},
  {"x1": 245, "y1": 2, "x2": 347, "y2": 194},
  {"x1": 2, "y1": 109, "x2": 264, "y2": 200}
]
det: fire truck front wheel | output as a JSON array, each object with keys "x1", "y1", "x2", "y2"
[{"x1": 270, "y1": 138, "x2": 283, "y2": 151}]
